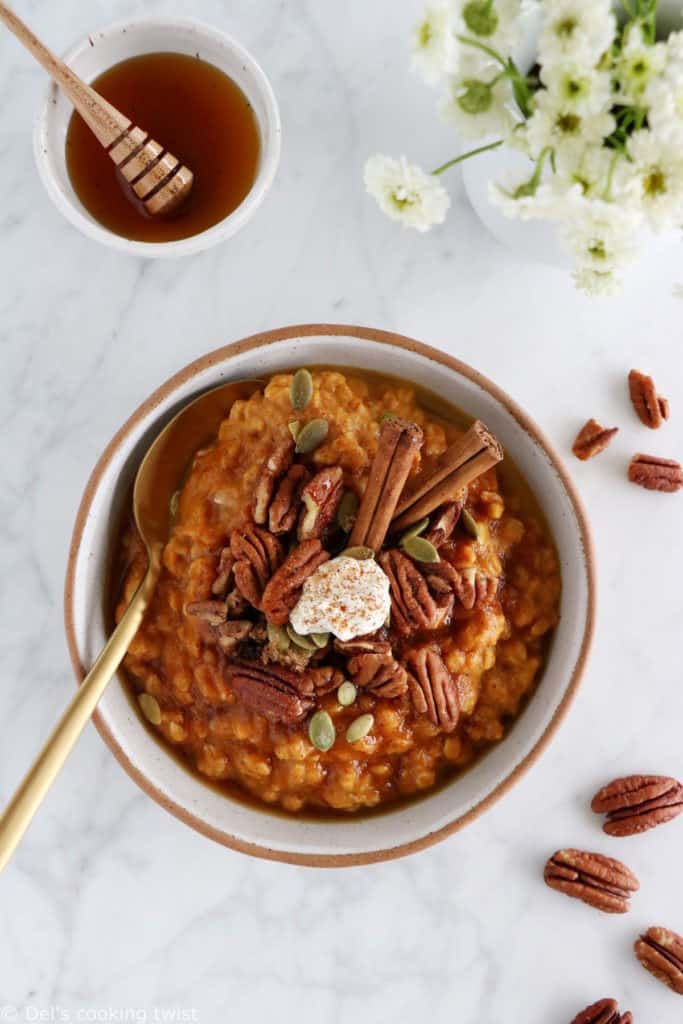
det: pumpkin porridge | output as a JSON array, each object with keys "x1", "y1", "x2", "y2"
[{"x1": 114, "y1": 368, "x2": 561, "y2": 815}]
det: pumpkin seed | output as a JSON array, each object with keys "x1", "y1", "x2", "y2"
[
  {"x1": 308, "y1": 710, "x2": 336, "y2": 751},
  {"x1": 336, "y1": 490, "x2": 359, "y2": 533},
  {"x1": 340, "y1": 545, "x2": 375, "y2": 560},
  {"x1": 461, "y1": 508, "x2": 482, "y2": 540},
  {"x1": 401, "y1": 535, "x2": 440, "y2": 563},
  {"x1": 380, "y1": 411, "x2": 397, "y2": 423},
  {"x1": 290, "y1": 368, "x2": 313, "y2": 411},
  {"x1": 169, "y1": 490, "x2": 180, "y2": 520},
  {"x1": 346, "y1": 713, "x2": 374, "y2": 743},
  {"x1": 311, "y1": 632, "x2": 330, "y2": 649},
  {"x1": 337, "y1": 681, "x2": 357, "y2": 707},
  {"x1": 286, "y1": 624, "x2": 318, "y2": 651},
  {"x1": 267, "y1": 622, "x2": 291, "y2": 652},
  {"x1": 295, "y1": 418, "x2": 328, "y2": 454},
  {"x1": 288, "y1": 420, "x2": 301, "y2": 441},
  {"x1": 399, "y1": 516, "x2": 430, "y2": 544},
  {"x1": 138, "y1": 692, "x2": 161, "y2": 726}
]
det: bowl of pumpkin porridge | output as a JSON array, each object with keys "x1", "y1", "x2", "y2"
[{"x1": 65, "y1": 325, "x2": 595, "y2": 865}]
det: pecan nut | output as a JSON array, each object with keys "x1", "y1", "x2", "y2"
[
  {"x1": 570, "y1": 999, "x2": 632, "y2": 1024},
  {"x1": 629, "y1": 368, "x2": 669, "y2": 429},
  {"x1": 378, "y1": 549, "x2": 451, "y2": 636},
  {"x1": 261, "y1": 539, "x2": 330, "y2": 625},
  {"x1": 214, "y1": 619, "x2": 253, "y2": 654},
  {"x1": 424, "y1": 501, "x2": 462, "y2": 547},
  {"x1": 269, "y1": 464, "x2": 310, "y2": 534},
  {"x1": 211, "y1": 547, "x2": 234, "y2": 596},
  {"x1": 543, "y1": 849, "x2": 639, "y2": 914},
  {"x1": 591, "y1": 774, "x2": 683, "y2": 837},
  {"x1": 225, "y1": 660, "x2": 314, "y2": 723},
  {"x1": 185, "y1": 600, "x2": 228, "y2": 626},
  {"x1": 635, "y1": 925, "x2": 683, "y2": 995},
  {"x1": 572, "y1": 419, "x2": 619, "y2": 461},
  {"x1": 252, "y1": 437, "x2": 295, "y2": 524},
  {"x1": 404, "y1": 644, "x2": 459, "y2": 732},
  {"x1": 425, "y1": 562, "x2": 498, "y2": 611},
  {"x1": 347, "y1": 651, "x2": 408, "y2": 699},
  {"x1": 334, "y1": 633, "x2": 391, "y2": 657},
  {"x1": 628, "y1": 453, "x2": 683, "y2": 492},
  {"x1": 230, "y1": 525, "x2": 284, "y2": 610},
  {"x1": 298, "y1": 466, "x2": 344, "y2": 540}
]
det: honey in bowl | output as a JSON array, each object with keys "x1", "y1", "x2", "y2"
[{"x1": 65, "y1": 52, "x2": 261, "y2": 243}]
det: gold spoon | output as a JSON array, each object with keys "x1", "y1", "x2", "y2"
[
  {"x1": 0, "y1": 379, "x2": 261, "y2": 872},
  {"x1": 0, "y1": 1, "x2": 194, "y2": 217}
]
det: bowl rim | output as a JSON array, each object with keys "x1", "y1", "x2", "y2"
[
  {"x1": 64, "y1": 323, "x2": 596, "y2": 866},
  {"x1": 33, "y1": 15, "x2": 282, "y2": 258}
]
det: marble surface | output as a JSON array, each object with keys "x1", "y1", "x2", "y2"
[{"x1": 1, "y1": 1, "x2": 682, "y2": 1021}]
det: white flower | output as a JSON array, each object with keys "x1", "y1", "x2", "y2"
[
  {"x1": 526, "y1": 90, "x2": 615, "y2": 159},
  {"x1": 489, "y1": 179, "x2": 578, "y2": 219},
  {"x1": 627, "y1": 128, "x2": 683, "y2": 230},
  {"x1": 456, "y1": 0, "x2": 523, "y2": 59},
  {"x1": 539, "y1": 0, "x2": 616, "y2": 67},
  {"x1": 441, "y1": 61, "x2": 516, "y2": 139},
  {"x1": 553, "y1": 145, "x2": 615, "y2": 199},
  {"x1": 363, "y1": 155, "x2": 451, "y2": 232},
  {"x1": 540, "y1": 63, "x2": 612, "y2": 115},
  {"x1": 644, "y1": 31, "x2": 683, "y2": 134},
  {"x1": 561, "y1": 198, "x2": 639, "y2": 273},
  {"x1": 411, "y1": 2, "x2": 457, "y2": 86},
  {"x1": 616, "y1": 23, "x2": 667, "y2": 104},
  {"x1": 573, "y1": 267, "x2": 622, "y2": 296}
]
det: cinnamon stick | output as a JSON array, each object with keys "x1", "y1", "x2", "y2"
[
  {"x1": 392, "y1": 420, "x2": 502, "y2": 531},
  {"x1": 350, "y1": 417, "x2": 423, "y2": 551}
]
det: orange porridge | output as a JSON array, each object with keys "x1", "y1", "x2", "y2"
[{"x1": 113, "y1": 369, "x2": 561, "y2": 815}]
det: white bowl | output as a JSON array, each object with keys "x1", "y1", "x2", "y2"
[
  {"x1": 64, "y1": 325, "x2": 595, "y2": 866},
  {"x1": 34, "y1": 17, "x2": 281, "y2": 258}
]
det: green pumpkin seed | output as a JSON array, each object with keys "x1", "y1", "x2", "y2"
[
  {"x1": 169, "y1": 490, "x2": 180, "y2": 520},
  {"x1": 346, "y1": 713, "x2": 374, "y2": 743},
  {"x1": 267, "y1": 622, "x2": 291, "y2": 652},
  {"x1": 138, "y1": 692, "x2": 162, "y2": 726},
  {"x1": 295, "y1": 418, "x2": 328, "y2": 454},
  {"x1": 337, "y1": 681, "x2": 357, "y2": 707},
  {"x1": 308, "y1": 710, "x2": 336, "y2": 751},
  {"x1": 401, "y1": 535, "x2": 440, "y2": 563},
  {"x1": 290, "y1": 368, "x2": 313, "y2": 411},
  {"x1": 340, "y1": 545, "x2": 375, "y2": 560},
  {"x1": 286, "y1": 624, "x2": 318, "y2": 651},
  {"x1": 399, "y1": 516, "x2": 430, "y2": 544},
  {"x1": 461, "y1": 508, "x2": 482, "y2": 540},
  {"x1": 336, "y1": 490, "x2": 359, "y2": 533},
  {"x1": 288, "y1": 420, "x2": 301, "y2": 441},
  {"x1": 311, "y1": 632, "x2": 330, "y2": 649}
]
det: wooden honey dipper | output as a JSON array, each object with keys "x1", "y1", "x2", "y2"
[{"x1": 0, "y1": 1, "x2": 194, "y2": 217}]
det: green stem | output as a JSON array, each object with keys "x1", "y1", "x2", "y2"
[
  {"x1": 456, "y1": 34, "x2": 506, "y2": 67},
  {"x1": 431, "y1": 140, "x2": 503, "y2": 176},
  {"x1": 603, "y1": 152, "x2": 621, "y2": 201}
]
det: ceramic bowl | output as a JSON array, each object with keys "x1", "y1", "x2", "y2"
[
  {"x1": 64, "y1": 325, "x2": 595, "y2": 866},
  {"x1": 34, "y1": 17, "x2": 281, "y2": 258}
]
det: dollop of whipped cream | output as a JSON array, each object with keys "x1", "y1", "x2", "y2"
[{"x1": 289, "y1": 555, "x2": 390, "y2": 642}]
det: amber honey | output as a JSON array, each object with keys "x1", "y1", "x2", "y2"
[{"x1": 65, "y1": 52, "x2": 261, "y2": 243}]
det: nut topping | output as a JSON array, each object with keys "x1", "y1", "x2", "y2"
[
  {"x1": 424, "y1": 501, "x2": 463, "y2": 547},
  {"x1": 261, "y1": 539, "x2": 330, "y2": 625},
  {"x1": 634, "y1": 926, "x2": 683, "y2": 995},
  {"x1": 347, "y1": 651, "x2": 409, "y2": 698},
  {"x1": 298, "y1": 466, "x2": 344, "y2": 540},
  {"x1": 185, "y1": 600, "x2": 228, "y2": 626},
  {"x1": 543, "y1": 849, "x2": 639, "y2": 914},
  {"x1": 252, "y1": 437, "x2": 295, "y2": 524},
  {"x1": 628, "y1": 453, "x2": 683, "y2": 492},
  {"x1": 629, "y1": 368, "x2": 670, "y2": 429},
  {"x1": 425, "y1": 561, "x2": 498, "y2": 611},
  {"x1": 211, "y1": 547, "x2": 235, "y2": 596},
  {"x1": 572, "y1": 419, "x2": 619, "y2": 461},
  {"x1": 591, "y1": 774, "x2": 683, "y2": 837},
  {"x1": 334, "y1": 634, "x2": 392, "y2": 657},
  {"x1": 378, "y1": 549, "x2": 452, "y2": 636},
  {"x1": 225, "y1": 660, "x2": 315, "y2": 724},
  {"x1": 269, "y1": 464, "x2": 310, "y2": 534},
  {"x1": 570, "y1": 999, "x2": 632, "y2": 1024},
  {"x1": 404, "y1": 644, "x2": 460, "y2": 732},
  {"x1": 214, "y1": 619, "x2": 253, "y2": 653},
  {"x1": 230, "y1": 524, "x2": 284, "y2": 610}
]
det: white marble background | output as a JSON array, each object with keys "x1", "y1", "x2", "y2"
[{"x1": 1, "y1": 1, "x2": 682, "y2": 1021}]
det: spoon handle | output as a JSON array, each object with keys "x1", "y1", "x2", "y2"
[
  {"x1": 0, "y1": 563, "x2": 159, "y2": 873},
  {"x1": 0, "y1": 0, "x2": 130, "y2": 146}
]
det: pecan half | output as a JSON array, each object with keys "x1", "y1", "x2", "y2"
[
  {"x1": 424, "y1": 501, "x2": 462, "y2": 547},
  {"x1": 230, "y1": 525, "x2": 284, "y2": 610},
  {"x1": 261, "y1": 539, "x2": 330, "y2": 625},
  {"x1": 347, "y1": 651, "x2": 409, "y2": 699},
  {"x1": 225, "y1": 660, "x2": 314, "y2": 723},
  {"x1": 298, "y1": 466, "x2": 344, "y2": 540},
  {"x1": 628, "y1": 453, "x2": 683, "y2": 492},
  {"x1": 572, "y1": 419, "x2": 619, "y2": 461},
  {"x1": 629, "y1": 368, "x2": 669, "y2": 429},
  {"x1": 269, "y1": 464, "x2": 310, "y2": 535},
  {"x1": 591, "y1": 774, "x2": 683, "y2": 837},
  {"x1": 425, "y1": 562, "x2": 498, "y2": 612},
  {"x1": 635, "y1": 926, "x2": 683, "y2": 995},
  {"x1": 378, "y1": 549, "x2": 451, "y2": 636},
  {"x1": 543, "y1": 849, "x2": 639, "y2": 914},
  {"x1": 570, "y1": 999, "x2": 632, "y2": 1024},
  {"x1": 211, "y1": 547, "x2": 234, "y2": 596},
  {"x1": 214, "y1": 620, "x2": 253, "y2": 654},
  {"x1": 404, "y1": 644, "x2": 459, "y2": 732},
  {"x1": 334, "y1": 634, "x2": 392, "y2": 657},
  {"x1": 185, "y1": 600, "x2": 228, "y2": 626},
  {"x1": 252, "y1": 437, "x2": 295, "y2": 524}
]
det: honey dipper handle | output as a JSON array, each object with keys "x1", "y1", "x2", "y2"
[{"x1": 0, "y1": 0, "x2": 130, "y2": 146}]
